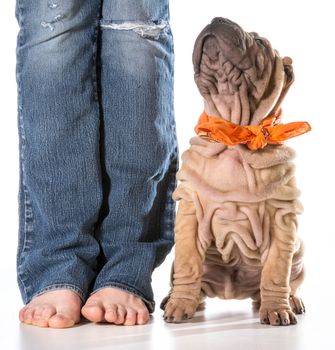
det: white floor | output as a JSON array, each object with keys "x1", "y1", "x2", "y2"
[{"x1": 1, "y1": 252, "x2": 334, "y2": 350}]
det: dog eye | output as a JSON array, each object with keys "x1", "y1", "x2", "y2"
[{"x1": 255, "y1": 38, "x2": 265, "y2": 47}]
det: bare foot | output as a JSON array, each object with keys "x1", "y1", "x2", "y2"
[
  {"x1": 19, "y1": 289, "x2": 82, "y2": 328},
  {"x1": 81, "y1": 288, "x2": 150, "y2": 326}
]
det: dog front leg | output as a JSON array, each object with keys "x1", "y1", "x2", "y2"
[
  {"x1": 162, "y1": 199, "x2": 207, "y2": 323},
  {"x1": 260, "y1": 209, "x2": 298, "y2": 326}
]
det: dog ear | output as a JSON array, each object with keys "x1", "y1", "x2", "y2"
[
  {"x1": 250, "y1": 54, "x2": 285, "y2": 124},
  {"x1": 282, "y1": 56, "x2": 295, "y2": 91},
  {"x1": 269, "y1": 56, "x2": 295, "y2": 114}
]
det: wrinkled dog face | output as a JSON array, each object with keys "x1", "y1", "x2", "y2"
[{"x1": 192, "y1": 18, "x2": 293, "y2": 125}]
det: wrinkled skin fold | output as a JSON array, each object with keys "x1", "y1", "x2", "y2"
[{"x1": 161, "y1": 17, "x2": 305, "y2": 326}]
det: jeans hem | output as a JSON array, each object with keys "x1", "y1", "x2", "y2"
[
  {"x1": 27, "y1": 283, "x2": 87, "y2": 305},
  {"x1": 91, "y1": 282, "x2": 155, "y2": 313}
]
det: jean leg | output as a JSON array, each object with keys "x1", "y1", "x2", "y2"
[
  {"x1": 15, "y1": 0, "x2": 103, "y2": 304},
  {"x1": 91, "y1": 0, "x2": 179, "y2": 313}
]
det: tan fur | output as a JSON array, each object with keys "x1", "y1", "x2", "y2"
[{"x1": 161, "y1": 18, "x2": 306, "y2": 326}]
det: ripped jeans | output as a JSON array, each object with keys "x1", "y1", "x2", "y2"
[{"x1": 15, "y1": 0, "x2": 178, "y2": 313}]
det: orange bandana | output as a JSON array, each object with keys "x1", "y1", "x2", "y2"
[{"x1": 194, "y1": 110, "x2": 311, "y2": 150}]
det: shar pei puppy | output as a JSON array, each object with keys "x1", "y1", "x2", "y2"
[{"x1": 161, "y1": 17, "x2": 311, "y2": 326}]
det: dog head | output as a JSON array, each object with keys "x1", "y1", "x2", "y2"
[{"x1": 193, "y1": 17, "x2": 294, "y2": 125}]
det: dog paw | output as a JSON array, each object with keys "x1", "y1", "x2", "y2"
[
  {"x1": 259, "y1": 307, "x2": 297, "y2": 326},
  {"x1": 163, "y1": 298, "x2": 198, "y2": 323},
  {"x1": 289, "y1": 295, "x2": 305, "y2": 314}
]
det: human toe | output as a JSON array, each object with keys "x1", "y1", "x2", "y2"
[
  {"x1": 19, "y1": 306, "x2": 29, "y2": 322},
  {"x1": 32, "y1": 305, "x2": 56, "y2": 327},
  {"x1": 124, "y1": 307, "x2": 137, "y2": 326},
  {"x1": 104, "y1": 304, "x2": 118, "y2": 323},
  {"x1": 137, "y1": 307, "x2": 150, "y2": 325},
  {"x1": 48, "y1": 312, "x2": 76, "y2": 328},
  {"x1": 21, "y1": 307, "x2": 35, "y2": 324},
  {"x1": 114, "y1": 305, "x2": 126, "y2": 325},
  {"x1": 81, "y1": 300, "x2": 105, "y2": 322}
]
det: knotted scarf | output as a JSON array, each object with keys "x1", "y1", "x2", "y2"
[{"x1": 194, "y1": 110, "x2": 311, "y2": 150}]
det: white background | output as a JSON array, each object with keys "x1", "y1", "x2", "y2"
[{"x1": 0, "y1": 0, "x2": 334, "y2": 349}]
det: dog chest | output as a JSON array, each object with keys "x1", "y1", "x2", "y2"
[
  {"x1": 173, "y1": 137, "x2": 298, "y2": 204},
  {"x1": 179, "y1": 147, "x2": 250, "y2": 194}
]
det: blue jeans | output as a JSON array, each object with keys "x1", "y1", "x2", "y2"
[{"x1": 15, "y1": 0, "x2": 178, "y2": 313}]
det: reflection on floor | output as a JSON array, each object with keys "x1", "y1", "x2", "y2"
[{"x1": 3, "y1": 285, "x2": 333, "y2": 350}]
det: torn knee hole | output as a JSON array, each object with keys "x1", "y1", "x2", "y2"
[
  {"x1": 48, "y1": 1, "x2": 58, "y2": 9},
  {"x1": 99, "y1": 20, "x2": 168, "y2": 39},
  {"x1": 41, "y1": 14, "x2": 66, "y2": 31},
  {"x1": 41, "y1": 2, "x2": 64, "y2": 31}
]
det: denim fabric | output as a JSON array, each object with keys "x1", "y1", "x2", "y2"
[{"x1": 15, "y1": 0, "x2": 178, "y2": 314}]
